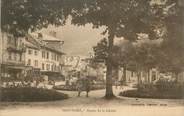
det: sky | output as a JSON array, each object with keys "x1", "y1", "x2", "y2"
[
  {"x1": 40, "y1": 21, "x2": 106, "y2": 57},
  {"x1": 39, "y1": 20, "x2": 125, "y2": 57},
  {"x1": 38, "y1": 0, "x2": 167, "y2": 57}
]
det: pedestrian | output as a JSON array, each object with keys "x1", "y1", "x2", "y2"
[
  {"x1": 83, "y1": 77, "x2": 91, "y2": 97},
  {"x1": 76, "y1": 77, "x2": 83, "y2": 97}
]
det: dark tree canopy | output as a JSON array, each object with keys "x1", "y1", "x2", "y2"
[
  {"x1": 2, "y1": 0, "x2": 180, "y2": 39},
  {"x1": 70, "y1": 0, "x2": 160, "y2": 41},
  {"x1": 1, "y1": 0, "x2": 71, "y2": 36}
]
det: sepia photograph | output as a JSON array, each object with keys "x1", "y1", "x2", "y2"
[{"x1": 0, "y1": 0, "x2": 184, "y2": 116}]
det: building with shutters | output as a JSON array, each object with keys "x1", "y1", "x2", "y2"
[
  {"x1": 24, "y1": 33, "x2": 65, "y2": 80},
  {"x1": 0, "y1": 32, "x2": 26, "y2": 81}
]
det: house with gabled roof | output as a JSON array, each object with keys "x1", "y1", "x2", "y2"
[{"x1": 24, "y1": 32, "x2": 65, "y2": 80}]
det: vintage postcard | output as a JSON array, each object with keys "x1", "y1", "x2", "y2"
[{"x1": 0, "y1": 0, "x2": 184, "y2": 116}]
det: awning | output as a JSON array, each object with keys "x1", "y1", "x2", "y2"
[
  {"x1": 41, "y1": 71, "x2": 61, "y2": 76},
  {"x1": 20, "y1": 66, "x2": 34, "y2": 71},
  {"x1": 6, "y1": 65, "x2": 26, "y2": 70}
]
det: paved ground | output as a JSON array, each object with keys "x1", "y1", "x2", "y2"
[{"x1": 0, "y1": 86, "x2": 184, "y2": 116}]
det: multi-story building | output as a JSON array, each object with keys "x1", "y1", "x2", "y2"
[
  {"x1": 24, "y1": 33, "x2": 65, "y2": 80},
  {"x1": 0, "y1": 32, "x2": 26, "y2": 81},
  {"x1": 24, "y1": 35, "x2": 41, "y2": 79},
  {"x1": 0, "y1": 32, "x2": 65, "y2": 81},
  {"x1": 61, "y1": 56, "x2": 81, "y2": 79},
  {"x1": 80, "y1": 58, "x2": 106, "y2": 81}
]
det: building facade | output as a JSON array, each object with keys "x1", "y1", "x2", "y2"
[
  {"x1": 24, "y1": 33, "x2": 65, "y2": 80},
  {"x1": 0, "y1": 32, "x2": 26, "y2": 81},
  {"x1": 0, "y1": 32, "x2": 65, "y2": 81}
]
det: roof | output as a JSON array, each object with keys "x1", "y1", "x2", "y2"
[
  {"x1": 24, "y1": 40, "x2": 40, "y2": 49},
  {"x1": 42, "y1": 35, "x2": 61, "y2": 41},
  {"x1": 30, "y1": 32, "x2": 62, "y2": 41},
  {"x1": 27, "y1": 33, "x2": 65, "y2": 54},
  {"x1": 44, "y1": 42, "x2": 65, "y2": 54},
  {"x1": 25, "y1": 34, "x2": 42, "y2": 49}
]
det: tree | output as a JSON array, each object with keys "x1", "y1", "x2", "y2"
[
  {"x1": 93, "y1": 39, "x2": 135, "y2": 84},
  {"x1": 70, "y1": 0, "x2": 162, "y2": 99},
  {"x1": 1, "y1": 0, "x2": 72, "y2": 37},
  {"x1": 114, "y1": 41, "x2": 136, "y2": 84},
  {"x1": 156, "y1": 0, "x2": 184, "y2": 81},
  {"x1": 2, "y1": 0, "x2": 182, "y2": 99},
  {"x1": 93, "y1": 38, "x2": 108, "y2": 63},
  {"x1": 133, "y1": 41, "x2": 162, "y2": 83}
]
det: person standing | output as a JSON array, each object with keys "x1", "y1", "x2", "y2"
[
  {"x1": 76, "y1": 77, "x2": 83, "y2": 97},
  {"x1": 83, "y1": 77, "x2": 91, "y2": 97}
]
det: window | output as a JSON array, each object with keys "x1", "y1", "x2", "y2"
[
  {"x1": 51, "y1": 53, "x2": 54, "y2": 60},
  {"x1": 7, "y1": 36, "x2": 12, "y2": 43},
  {"x1": 34, "y1": 60, "x2": 38, "y2": 67},
  {"x1": 57, "y1": 55, "x2": 59, "y2": 61},
  {"x1": 28, "y1": 49, "x2": 32, "y2": 55},
  {"x1": 131, "y1": 71, "x2": 134, "y2": 77},
  {"x1": 46, "y1": 64, "x2": 50, "y2": 71},
  {"x1": 34, "y1": 50, "x2": 38, "y2": 56},
  {"x1": 51, "y1": 65, "x2": 54, "y2": 71},
  {"x1": 57, "y1": 66, "x2": 60, "y2": 71},
  {"x1": 54, "y1": 65, "x2": 56, "y2": 71},
  {"x1": 46, "y1": 52, "x2": 49, "y2": 59},
  {"x1": 19, "y1": 54, "x2": 22, "y2": 61},
  {"x1": 54, "y1": 54, "x2": 57, "y2": 61},
  {"x1": 42, "y1": 63, "x2": 45, "y2": 70},
  {"x1": 27, "y1": 59, "x2": 31, "y2": 66},
  {"x1": 42, "y1": 51, "x2": 45, "y2": 58},
  {"x1": 14, "y1": 53, "x2": 17, "y2": 61},
  {"x1": 17, "y1": 54, "x2": 21, "y2": 61},
  {"x1": 8, "y1": 52, "x2": 12, "y2": 60}
]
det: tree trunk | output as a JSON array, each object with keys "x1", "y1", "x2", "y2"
[
  {"x1": 147, "y1": 69, "x2": 150, "y2": 83},
  {"x1": 136, "y1": 64, "x2": 141, "y2": 84},
  {"x1": 105, "y1": 33, "x2": 115, "y2": 99},
  {"x1": 123, "y1": 64, "x2": 127, "y2": 84},
  {"x1": 137, "y1": 71, "x2": 141, "y2": 84},
  {"x1": 175, "y1": 72, "x2": 179, "y2": 83}
]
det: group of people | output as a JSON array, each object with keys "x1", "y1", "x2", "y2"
[
  {"x1": 76, "y1": 77, "x2": 91, "y2": 97},
  {"x1": 66, "y1": 77, "x2": 125, "y2": 97}
]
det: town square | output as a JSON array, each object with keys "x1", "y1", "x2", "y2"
[{"x1": 0, "y1": 0, "x2": 184, "y2": 116}]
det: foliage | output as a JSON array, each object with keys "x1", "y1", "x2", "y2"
[
  {"x1": 53, "y1": 83, "x2": 105, "y2": 91},
  {"x1": 0, "y1": 87, "x2": 68, "y2": 102},
  {"x1": 2, "y1": 0, "x2": 182, "y2": 40},
  {"x1": 134, "y1": 41, "x2": 162, "y2": 70},
  {"x1": 157, "y1": 0, "x2": 184, "y2": 74},
  {"x1": 120, "y1": 83, "x2": 184, "y2": 99},
  {"x1": 1, "y1": 0, "x2": 63, "y2": 36},
  {"x1": 2, "y1": 0, "x2": 169, "y2": 38},
  {"x1": 70, "y1": 0, "x2": 163, "y2": 40},
  {"x1": 119, "y1": 88, "x2": 184, "y2": 99},
  {"x1": 93, "y1": 38, "x2": 108, "y2": 63},
  {"x1": 2, "y1": 0, "x2": 183, "y2": 98}
]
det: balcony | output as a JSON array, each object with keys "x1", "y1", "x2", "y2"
[
  {"x1": 7, "y1": 43, "x2": 26, "y2": 53},
  {"x1": 3, "y1": 60, "x2": 25, "y2": 66}
]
